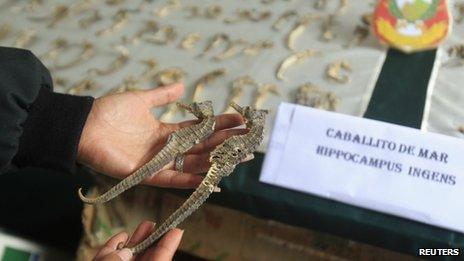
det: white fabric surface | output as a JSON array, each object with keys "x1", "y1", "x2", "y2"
[
  {"x1": 427, "y1": 1, "x2": 464, "y2": 139},
  {"x1": 0, "y1": 0, "x2": 387, "y2": 152}
]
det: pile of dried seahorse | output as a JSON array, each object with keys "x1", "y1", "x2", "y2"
[{"x1": 78, "y1": 101, "x2": 267, "y2": 255}]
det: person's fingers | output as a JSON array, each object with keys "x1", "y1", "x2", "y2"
[
  {"x1": 142, "y1": 150, "x2": 255, "y2": 188},
  {"x1": 126, "y1": 221, "x2": 156, "y2": 248},
  {"x1": 94, "y1": 232, "x2": 129, "y2": 259},
  {"x1": 166, "y1": 150, "x2": 254, "y2": 175},
  {"x1": 153, "y1": 153, "x2": 210, "y2": 175},
  {"x1": 180, "y1": 153, "x2": 211, "y2": 174},
  {"x1": 97, "y1": 249, "x2": 132, "y2": 261},
  {"x1": 140, "y1": 83, "x2": 184, "y2": 107},
  {"x1": 212, "y1": 113, "x2": 244, "y2": 131},
  {"x1": 143, "y1": 170, "x2": 203, "y2": 189},
  {"x1": 184, "y1": 152, "x2": 255, "y2": 173},
  {"x1": 95, "y1": 247, "x2": 118, "y2": 260},
  {"x1": 103, "y1": 232, "x2": 129, "y2": 251},
  {"x1": 142, "y1": 229, "x2": 184, "y2": 261},
  {"x1": 187, "y1": 128, "x2": 248, "y2": 154},
  {"x1": 170, "y1": 113, "x2": 243, "y2": 132}
]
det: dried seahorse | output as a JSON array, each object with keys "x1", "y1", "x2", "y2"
[
  {"x1": 346, "y1": 25, "x2": 369, "y2": 48},
  {"x1": 212, "y1": 39, "x2": 248, "y2": 61},
  {"x1": 248, "y1": 10, "x2": 271, "y2": 22},
  {"x1": 276, "y1": 49, "x2": 319, "y2": 81},
  {"x1": 314, "y1": 0, "x2": 327, "y2": 10},
  {"x1": 87, "y1": 46, "x2": 129, "y2": 76},
  {"x1": 191, "y1": 69, "x2": 226, "y2": 101},
  {"x1": 458, "y1": 125, "x2": 464, "y2": 134},
  {"x1": 79, "y1": 10, "x2": 102, "y2": 29},
  {"x1": 198, "y1": 33, "x2": 229, "y2": 58},
  {"x1": 105, "y1": 0, "x2": 125, "y2": 6},
  {"x1": 70, "y1": 0, "x2": 94, "y2": 15},
  {"x1": 184, "y1": 6, "x2": 201, "y2": 19},
  {"x1": 53, "y1": 41, "x2": 94, "y2": 70},
  {"x1": 361, "y1": 12, "x2": 372, "y2": 26},
  {"x1": 286, "y1": 14, "x2": 318, "y2": 50},
  {"x1": 96, "y1": 9, "x2": 130, "y2": 37},
  {"x1": 184, "y1": 5, "x2": 222, "y2": 19},
  {"x1": 204, "y1": 5, "x2": 222, "y2": 19},
  {"x1": 14, "y1": 29, "x2": 37, "y2": 49},
  {"x1": 224, "y1": 9, "x2": 271, "y2": 24},
  {"x1": 40, "y1": 38, "x2": 68, "y2": 61},
  {"x1": 48, "y1": 5, "x2": 69, "y2": 28},
  {"x1": 123, "y1": 20, "x2": 158, "y2": 44},
  {"x1": 159, "y1": 103, "x2": 181, "y2": 122},
  {"x1": 153, "y1": 0, "x2": 181, "y2": 17},
  {"x1": 346, "y1": 12, "x2": 371, "y2": 48},
  {"x1": 154, "y1": 68, "x2": 186, "y2": 86},
  {"x1": 108, "y1": 60, "x2": 157, "y2": 95},
  {"x1": 139, "y1": 58, "x2": 158, "y2": 82},
  {"x1": 261, "y1": 0, "x2": 275, "y2": 4},
  {"x1": 22, "y1": 0, "x2": 44, "y2": 12},
  {"x1": 449, "y1": 44, "x2": 464, "y2": 57},
  {"x1": 272, "y1": 10, "x2": 297, "y2": 31},
  {"x1": 336, "y1": 0, "x2": 349, "y2": 15},
  {"x1": 0, "y1": 24, "x2": 11, "y2": 41},
  {"x1": 144, "y1": 25, "x2": 177, "y2": 45},
  {"x1": 321, "y1": 14, "x2": 336, "y2": 41},
  {"x1": 253, "y1": 84, "x2": 280, "y2": 109},
  {"x1": 106, "y1": 76, "x2": 141, "y2": 95},
  {"x1": 67, "y1": 78, "x2": 99, "y2": 95},
  {"x1": 78, "y1": 101, "x2": 216, "y2": 204},
  {"x1": 223, "y1": 76, "x2": 257, "y2": 113},
  {"x1": 296, "y1": 83, "x2": 339, "y2": 111},
  {"x1": 326, "y1": 60, "x2": 352, "y2": 84},
  {"x1": 444, "y1": 44, "x2": 464, "y2": 67},
  {"x1": 243, "y1": 40, "x2": 274, "y2": 56},
  {"x1": 53, "y1": 77, "x2": 69, "y2": 90},
  {"x1": 29, "y1": 4, "x2": 69, "y2": 28},
  {"x1": 456, "y1": 3, "x2": 464, "y2": 24},
  {"x1": 296, "y1": 83, "x2": 314, "y2": 105},
  {"x1": 136, "y1": 0, "x2": 152, "y2": 12},
  {"x1": 179, "y1": 33, "x2": 201, "y2": 50},
  {"x1": 129, "y1": 102, "x2": 267, "y2": 255}
]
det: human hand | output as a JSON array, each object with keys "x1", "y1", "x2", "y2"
[
  {"x1": 94, "y1": 221, "x2": 183, "y2": 261},
  {"x1": 77, "y1": 83, "x2": 248, "y2": 189}
]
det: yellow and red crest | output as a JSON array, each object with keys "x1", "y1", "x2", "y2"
[{"x1": 372, "y1": 0, "x2": 451, "y2": 53}]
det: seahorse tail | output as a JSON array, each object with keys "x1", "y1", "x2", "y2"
[
  {"x1": 78, "y1": 155, "x2": 168, "y2": 204},
  {"x1": 130, "y1": 170, "x2": 221, "y2": 254}
]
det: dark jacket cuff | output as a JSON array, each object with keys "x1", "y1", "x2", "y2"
[{"x1": 13, "y1": 87, "x2": 94, "y2": 173}]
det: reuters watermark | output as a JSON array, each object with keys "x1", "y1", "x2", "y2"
[{"x1": 418, "y1": 248, "x2": 460, "y2": 256}]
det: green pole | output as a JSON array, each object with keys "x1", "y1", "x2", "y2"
[{"x1": 363, "y1": 48, "x2": 437, "y2": 129}]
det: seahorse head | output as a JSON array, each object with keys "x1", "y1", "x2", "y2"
[
  {"x1": 246, "y1": 109, "x2": 268, "y2": 126},
  {"x1": 177, "y1": 100, "x2": 214, "y2": 118},
  {"x1": 229, "y1": 102, "x2": 268, "y2": 127},
  {"x1": 193, "y1": 100, "x2": 214, "y2": 117}
]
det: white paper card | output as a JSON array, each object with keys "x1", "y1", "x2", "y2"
[{"x1": 260, "y1": 102, "x2": 464, "y2": 232}]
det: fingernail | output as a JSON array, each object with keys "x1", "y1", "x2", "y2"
[{"x1": 116, "y1": 248, "x2": 133, "y2": 260}]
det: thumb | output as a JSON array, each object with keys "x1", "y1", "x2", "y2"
[
  {"x1": 95, "y1": 232, "x2": 130, "y2": 260},
  {"x1": 141, "y1": 82, "x2": 184, "y2": 107}
]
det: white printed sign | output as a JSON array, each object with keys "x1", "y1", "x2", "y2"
[{"x1": 260, "y1": 103, "x2": 464, "y2": 232}]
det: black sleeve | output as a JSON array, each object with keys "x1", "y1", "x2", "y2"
[{"x1": 0, "y1": 47, "x2": 94, "y2": 173}]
